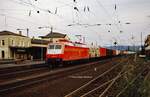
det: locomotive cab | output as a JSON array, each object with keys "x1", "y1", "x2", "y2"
[
  {"x1": 46, "y1": 43, "x2": 64, "y2": 67},
  {"x1": 47, "y1": 44, "x2": 63, "y2": 55}
]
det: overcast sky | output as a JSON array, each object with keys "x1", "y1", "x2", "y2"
[{"x1": 0, "y1": 0, "x2": 150, "y2": 46}]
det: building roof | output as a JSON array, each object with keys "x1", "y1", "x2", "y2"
[
  {"x1": 40, "y1": 32, "x2": 66, "y2": 38},
  {"x1": 31, "y1": 39, "x2": 49, "y2": 45},
  {"x1": 0, "y1": 30, "x2": 26, "y2": 37}
]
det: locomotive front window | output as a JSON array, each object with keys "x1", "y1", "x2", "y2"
[
  {"x1": 55, "y1": 45, "x2": 61, "y2": 49},
  {"x1": 49, "y1": 45, "x2": 54, "y2": 49}
]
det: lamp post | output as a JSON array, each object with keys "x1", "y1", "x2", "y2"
[
  {"x1": 38, "y1": 26, "x2": 53, "y2": 42},
  {"x1": 17, "y1": 28, "x2": 29, "y2": 37},
  {"x1": 141, "y1": 32, "x2": 143, "y2": 50},
  {"x1": 131, "y1": 33, "x2": 135, "y2": 52},
  {"x1": 38, "y1": 26, "x2": 53, "y2": 60}
]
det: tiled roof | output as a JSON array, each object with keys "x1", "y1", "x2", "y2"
[
  {"x1": 40, "y1": 32, "x2": 66, "y2": 38},
  {"x1": 0, "y1": 30, "x2": 26, "y2": 37},
  {"x1": 31, "y1": 39, "x2": 49, "y2": 45}
]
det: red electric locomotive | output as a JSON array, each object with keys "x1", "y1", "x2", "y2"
[{"x1": 46, "y1": 40, "x2": 89, "y2": 67}]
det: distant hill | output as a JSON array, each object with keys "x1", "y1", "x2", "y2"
[{"x1": 105, "y1": 45, "x2": 141, "y2": 51}]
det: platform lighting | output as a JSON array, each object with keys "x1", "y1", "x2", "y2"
[
  {"x1": 125, "y1": 22, "x2": 131, "y2": 24},
  {"x1": 120, "y1": 30, "x2": 123, "y2": 33},
  {"x1": 97, "y1": 24, "x2": 101, "y2": 26},
  {"x1": 106, "y1": 24, "x2": 111, "y2": 26},
  {"x1": 38, "y1": 26, "x2": 51, "y2": 29},
  {"x1": 68, "y1": 24, "x2": 72, "y2": 26},
  {"x1": 38, "y1": 27, "x2": 42, "y2": 29}
]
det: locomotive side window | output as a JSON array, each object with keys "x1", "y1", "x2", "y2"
[
  {"x1": 49, "y1": 45, "x2": 54, "y2": 49},
  {"x1": 55, "y1": 45, "x2": 61, "y2": 49}
]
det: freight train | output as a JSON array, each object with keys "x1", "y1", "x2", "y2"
[{"x1": 46, "y1": 39, "x2": 124, "y2": 68}]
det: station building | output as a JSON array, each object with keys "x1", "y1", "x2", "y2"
[
  {"x1": 0, "y1": 31, "x2": 31, "y2": 60},
  {"x1": 0, "y1": 30, "x2": 69, "y2": 60}
]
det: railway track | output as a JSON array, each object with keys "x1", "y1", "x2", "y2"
[
  {"x1": 0, "y1": 57, "x2": 122, "y2": 94},
  {"x1": 64, "y1": 56, "x2": 130, "y2": 97},
  {"x1": 115, "y1": 68, "x2": 149, "y2": 97},
  {"x1": 0, "y1": 61, "x2": 46, "y2": 75},
  {"x1": 1, "y1": 55, "x2": 148, "y2": 97},
  {"x1": 0, "y1": 67, "x2": 50, "y2": 83},
  {"x1": 64, "y1": 55, "x2": 150, "y2": 97}
]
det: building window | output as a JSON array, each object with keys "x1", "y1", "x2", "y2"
[
  {"x1": 2, "y1": 51, "x2": 5, "y2": 59},
  {"x1": 28, "y1": 42, "x2": 30, "y2": 47},
  {"x1": 22, "y1": 41, "x2": 24, "y2": 46},
  {"x1": 19, "y1": 41, "x2": 22, "y2": 46},
  {"x1": 12, "y1": 40, "x2": 14, "y2": 45},
  {"x1": 2, "y1": 40, "x2": 5, "y2": 45}
]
